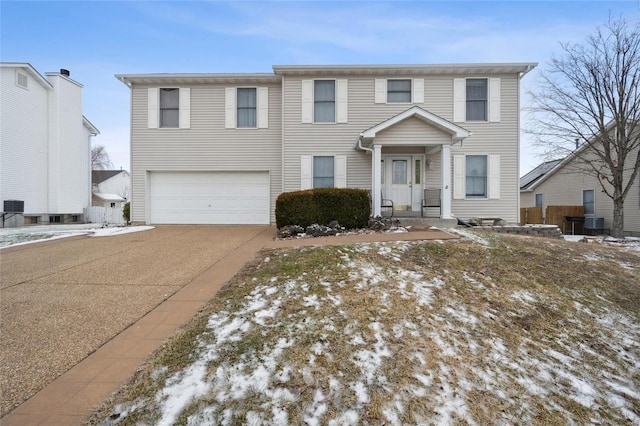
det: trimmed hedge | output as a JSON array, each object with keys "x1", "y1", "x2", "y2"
[
  {"x1": 276, "y1": 188, "x2": 370, "y2": 229},
  {"x1": 123, "y1": 202, "x2": 130, "y2": 224}
]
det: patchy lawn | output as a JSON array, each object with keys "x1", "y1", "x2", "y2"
[{"x1": 90, "y1": 231, "x2": 639, "y2": 425}]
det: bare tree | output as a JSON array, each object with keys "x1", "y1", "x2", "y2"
[
  {"x1": 529, "y1": 16, "x2": 640, "y2": 238},
  {"x1": 91, "y1": 145, "x2": 113, "y2": 170}
]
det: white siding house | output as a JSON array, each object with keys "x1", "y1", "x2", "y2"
[
  {"x1": 92, "y1": 170, "x2": 130, "y2": 208},
  {"x1": 116, "y1": 63, "x2": 536, "y2": 225},
  {"x1": 1, "y1": 63, "x2": 99, "y2": 227}
]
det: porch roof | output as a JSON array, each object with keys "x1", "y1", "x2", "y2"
[{"x1": 359, "y1": 106, "x2": 471, "y2": 144}]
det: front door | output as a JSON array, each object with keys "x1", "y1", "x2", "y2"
[{"x1": 383, "y1": 156, "x2": 424, "y2": 211}]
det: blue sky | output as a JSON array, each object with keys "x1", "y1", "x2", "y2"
[{"x1": 2, "y1": 1, "x2": 639, "y2": 174}]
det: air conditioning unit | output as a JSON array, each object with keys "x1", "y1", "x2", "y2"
[
  {"x1": 3, "y1": 200, "x2": 24, "y2": 213},
  {"x1": 585, "y1": 217, "x2": 604, "y2": 230}
]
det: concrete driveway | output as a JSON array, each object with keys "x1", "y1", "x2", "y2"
[{"x1": 0, "y1": 225, "x2": 270, "y2": 418}]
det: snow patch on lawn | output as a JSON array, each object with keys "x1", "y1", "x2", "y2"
[{"x1": 106, "y1": 240, "x2": 640, "y2": 426}]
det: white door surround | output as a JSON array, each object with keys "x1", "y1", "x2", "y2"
[{"x1": 382, "y1": 155, "x2": 425, "y2": 212}]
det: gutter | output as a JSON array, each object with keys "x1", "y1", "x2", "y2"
[{"x1": 355, "y1": 134, "x2": 372, "y2": 153}]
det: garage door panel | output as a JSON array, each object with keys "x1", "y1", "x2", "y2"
[{"x1": 149, "y1": 172, "x2": 270, "y2": 225}]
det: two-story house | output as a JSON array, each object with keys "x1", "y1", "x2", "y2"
[
  {"x1": 1, "y1": 63, "x2": 99, "y2": 227},
  {"x1": 116, "y1": 63, "x2": 536, "y2": 226}
]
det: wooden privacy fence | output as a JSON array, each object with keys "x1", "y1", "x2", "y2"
[
  {"x1": 520, "y1": 207, "x2": 543, "y2": 225},
  {"x1": 545, "y1": 205, "x2": 584, "y2": 233},
  {"x1": 84, "y1": 206, "x2": 125, "y2": 225}
]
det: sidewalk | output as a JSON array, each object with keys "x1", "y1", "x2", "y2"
[{"x1": 2, "y1": 227, "x2": 456, "y2": 426}]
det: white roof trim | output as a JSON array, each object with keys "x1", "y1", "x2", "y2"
[
  {"x1": 521, "y1": 121, "x2": 618, "y2": 192},
  {"x1": 115, "y1": 73, "x2": 281, "y2": 87},
  {"x1": 93, "y1": 193, "x2": 125, "y2": 202},
  {"x1": 360, "y1": 106, "x2": 471, "y2": 142},
  {"x1": 1, "y1": 62, "x2": 52, "y2": 90},
  {"x1": 83, "y1": 116, "x2": 100, "y2": 135},
  {"x1": 274, "y1": 63, "x2": 537, "y2": 76}
]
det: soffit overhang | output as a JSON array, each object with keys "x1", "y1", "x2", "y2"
[
  {"x1": 115, "y1": 73, "x2": 282, "y2": 87},
  {"x1": 274, "y1": 63, "x2": 537, "y2": 77}
]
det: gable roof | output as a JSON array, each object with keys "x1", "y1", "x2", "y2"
[
  {"x1": 92, "y1": 170, "x2": 126, "y2": 184},
  {"x1": 1, "y1": 62, "x2": 52, "y2": 90},
  {"x1": 520, "y1": 159, "x2": 563, "y2": 190},
  {"x1": 520, "y1": 121, "x2": 623, "y2": 193},
  {"x1": 360, "y1": 106, "x2": 471, "y2": 142}
]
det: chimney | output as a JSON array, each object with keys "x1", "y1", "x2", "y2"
[{"x1": 60, "y1": 69, "x2": 70, "y2": 77}]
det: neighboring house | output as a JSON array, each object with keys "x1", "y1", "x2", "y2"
[
  {"x1": 116, "y1": 63, "x2": 536, "y2": 225},
  {"x1": 0, "y1": 63, "x2": 99, "y2": 227},
  {"x1": 92, "y1": 170, "x2": 130, "y2": 208},
  {"x1": 520, "y1": 130, "x2": 640, "y2": 236}
]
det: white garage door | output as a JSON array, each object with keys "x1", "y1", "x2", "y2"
[{"x1": 149, "y1": 171, "x2": 270, "y2": 224}]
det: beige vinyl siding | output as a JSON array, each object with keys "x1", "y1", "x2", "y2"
[
  {"x1": 283, "y1": 73, "x2": 521, "y2": 223},
  {"x1": 520, "y1": 143, "x2": 640, "y2": 235},
  {"x1": 283, "y1": 75, "x2": 455, "y2": 193},
  {"x1": 375, "y1": 117, "x2": 450, "y2": 146},
  {"x1": 130, "y1": 83, "x2": 282, "y2": 224},
  {"x1": 450, "y1": 75, "x2": 520, "y2": 222}
]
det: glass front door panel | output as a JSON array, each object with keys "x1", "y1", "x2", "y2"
[{"x1": 392, "y1": 160, "x2": 407, "y2": 184}]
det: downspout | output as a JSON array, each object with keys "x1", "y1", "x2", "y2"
[{"x1": 355, "y1": 134, "x2": 372, "y2": 154}]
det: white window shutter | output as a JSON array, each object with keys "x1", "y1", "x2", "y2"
[
  {"x1": 148, "y1": 88, "x2": 158, "y2": 129},
  {"x1": 336, "y1": 79, "x2": 348, "y2": 123},
  {"x1": 489, "y1": 78, "x2": 501, "y2": 122},
  {"x1": 453, "y1": 78, "x2": 465, "y2": 122},
  {"x1": 489, "y1": 155, "x2": 500, "y2": 199},
  {"x1": 301, "y1": 80, "x2": 313, "y2": 123},
  {"x1": 413, "y1": 78, "x2": 424, "y2": 104},
  {"x1": 179, "y1": 88, "x2": 190, "y2": 129},
  {"x1": 225, "y1": 87, "x2": 236, "y2": 129},
  {"x1": 453, "y1": 155, "x2": 465, "y2": 199},
  {"x1": 375, "y1": 79, "x2": 386, "y2": 103},
  {"x1": 258, "y1": 87, "x2": 269, "y2": 129},
  {"x1": 301, "y1": 156, "x2": 312, "y2": 189},
  {"x1": 335, "y1": 155, "x2": 347, "y2": 188}
]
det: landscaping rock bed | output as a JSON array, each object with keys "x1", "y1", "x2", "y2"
[{"x1": 476, "y1": 224, "x2": 564, "y2": 239}]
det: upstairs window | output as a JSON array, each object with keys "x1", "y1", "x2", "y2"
[
  {"x1": 466, "y1": 78, "x2": 488, "y2": 121},
  {"x1": 313, "y1": 156, "x2": 334, "y2": 188},
  {"x1": 387, "y1": 79, "x2": 411, "y2": 103},
  {"x1": 314, "y1": 80, "x2": 335, "y2": 123},
  {"x1": 465, "y1": 155, "x2": 487, "y2": 197},
  {"x1": 237, "y1": 88, "x2": 257, "y2": 128},
  {"x1": 159, "y1": 88, "x2": 179, "y2": 128}
]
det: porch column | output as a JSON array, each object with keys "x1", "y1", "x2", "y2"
[
  {"x1": 441, "y1": 144, "x2": 453, "y2": 219},
  {"x1": 372, "y1": 144, "x2": 382, "y2": 217}
]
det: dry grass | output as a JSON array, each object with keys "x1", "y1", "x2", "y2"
[{"x1": 88, "y1": 232, "x2": 640, "y2": 425}]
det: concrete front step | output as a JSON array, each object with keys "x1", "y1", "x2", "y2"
[{"x1": 398, "y1": 218, "x2": 457, "y2": 229}]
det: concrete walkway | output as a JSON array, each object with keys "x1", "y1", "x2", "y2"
[{"x1": 2, "y1": 227, "x2": 456, "y2": 426}]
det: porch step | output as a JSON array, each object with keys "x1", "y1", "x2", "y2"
[{"x1": 398, "y1": 217, "x2": 457, "y2": 229}]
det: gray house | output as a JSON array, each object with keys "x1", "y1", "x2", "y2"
[
  {"x1": 521, "y1": 127, "x2": 639, "y2": 236},
  {"x1": 116, "y1": 63, "x2": 536, "y2": 225}
]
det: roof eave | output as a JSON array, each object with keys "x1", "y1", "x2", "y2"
[
  {"x1": 83, "y1": 116, "x2": 100, "y2": 135},
  {"x1": 115, "y1": 73, "x2": 282, "y2": 86},
  {"x1": 273, "y1": 63, "x2": 538, "y2": 76},
  {"x1": 1, "y1": 62, "x2": 53, "y2": 90}
]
